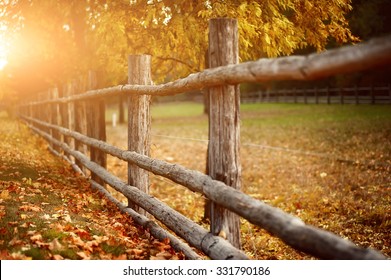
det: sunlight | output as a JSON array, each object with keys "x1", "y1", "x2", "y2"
[
  {"x1": 0, "y1": 57, "x2": 7, "y2": 70},
  {"x1": 0, "y1": 40, "x2": 8, "y2": 71}
]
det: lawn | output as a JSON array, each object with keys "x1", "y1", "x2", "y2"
[{"x1": 105, "y1": 102, "x2": 391, "y2": 259}]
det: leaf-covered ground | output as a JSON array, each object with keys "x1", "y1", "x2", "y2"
[
  {"x1": 0, "y1": 111, "x2": 185, "y2": 260},
  {"x1": 106, "y1": 102, "x2": 391, "y2": 259},
  {"x1": 1, "y1": 103, "x2": 390, "y2": 260}
]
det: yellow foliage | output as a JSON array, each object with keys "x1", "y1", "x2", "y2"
[{"x1": 1, "y1": 0, "x2": 359, "y2": 86}]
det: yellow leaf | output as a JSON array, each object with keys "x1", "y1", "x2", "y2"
[
  {"x1": 0, "y1": 190, "x2": 10, "y2": 200},
  {"x1": 264, "y1": 33, "x2": 271, "y2": 45}
]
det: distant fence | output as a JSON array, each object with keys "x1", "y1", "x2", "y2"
[
  {"x1": 18, "y1": 18, "x2": 391, "y2": 260},
  {"x1": 243, "y1": 85, "x2": 391, "y2": 104}
]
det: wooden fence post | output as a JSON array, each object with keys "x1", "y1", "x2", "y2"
[
  {"x1": 39, "y1": 92, "x2": 49, "y2": 133},
  {"x1": 388, "y1": 84, "x2": 391, "y2": 104},
  {"x1": 293, "y1": 87, "x2": 297, "y2": 103},
  {"x1": 340, "y1": 86, "x2": 344, "y2": 105},
  {"x1": 87, "y1": 71, "x2": 107, "y2": 186},
  {"x1": 207, "y1": 18, "x2": 241, "y2": 249},
  {"x1": 119, "y1": 95, "x2": 125, "y2": 124},
  {"x1": 371, "y1": 84, "x2": 375, "y2": 104},
  {"x1": 50, "y1": 87, "x2": 62, "y2": 152},
  {"x1": 127, "y1": 55, "x2": 152, "y2": 215},
  {"x1": 355, "y1": 84, "x2": 359, "y2": 105},
  {"x1": 61, "y1": 83, "x2": 73, "y2": 160},
  {"x1": 73, "y1": 79, "x2": 88, "y2": 173}
]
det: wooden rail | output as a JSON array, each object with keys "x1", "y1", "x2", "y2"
[{"x1": 18, "y1": 18, "x2": 391, "y2": 260}]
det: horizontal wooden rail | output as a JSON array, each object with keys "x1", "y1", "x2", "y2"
[
  {"x1": 24, "y1": 119, "x2": 248, "y2": 260},
  {"x1": 89, "y1": 181, "x2": 202, "y2": 260},
  {"x1": 21, "y1": 114, "x2": 386, "y2": 260},
  {"x1": 22, "y1": 35, "x2": 391, "y2": 107}
]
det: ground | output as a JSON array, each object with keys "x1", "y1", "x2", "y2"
[
  {"x1": 0, "y1": 111, "x2": 185, "y2": 260},
  {"x1": 1, "y1": 102, "x2": 390, "y2": 260},
  {"x1": 106, "y1": 102, "x2": 391, "y2": 259}
]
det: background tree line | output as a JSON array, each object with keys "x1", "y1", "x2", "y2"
[{"x1": 0, "y1": 0, "x2": 390, "y2": 105}]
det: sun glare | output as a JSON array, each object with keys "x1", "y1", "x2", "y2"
[{"x1": 0, "y1": 41, "x2": 8, "y2": 71}]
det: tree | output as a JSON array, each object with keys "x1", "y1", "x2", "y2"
[
  {"x1": 1, "y1": 0, "x2": 358, "y2": 98},
  {"x1": 89, "y1": 0, "x2": 358, "y2": 83}
]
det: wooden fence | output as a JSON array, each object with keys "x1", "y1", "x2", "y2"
[
  {"x1": 18, "y1": 18, "x2": 391, "y2": 260},
  {"x1": 243, "y1": 85, "x2": 391, "y2": 104}
]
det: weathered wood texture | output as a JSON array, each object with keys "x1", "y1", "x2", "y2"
[
  {"x1": 49, "y1": 88, "x2": 61, "y2": 152},
  {"x1": 25, "y1": 34, "x2": 391, "y2": 107},
  {"x1": 86, "y1": 71, "x2": 107, "y2": 186},
  {"x1": 127, "y1": 55, "x2": 152, "y2": 215},
  {"x1": 61, "y1": 83, "x2": 73, "y2": 160},
  {"x1": 24, "y1": 121, "x2": 247, "y2": 260},
  {"x1": 72, "y1": 79, "x2": 88, "y2": 173},
  {"x1": 21, "y1": 115, "x2": 386, "y2": 260},
  {"x1": 208, "y1": 18, "x2": 241, "y2": 249}
]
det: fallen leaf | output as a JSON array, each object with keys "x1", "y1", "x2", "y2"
[
  {"x1": 0, "y1": 190, "x2": 10, "y2": 200},
  {"x1": 42, "y1": 214, "x2": 51, "y2": 220},
  {"x1": 19, "y1": 204, "x2": 42, "y2": 212},
  {"x1": 113, "y1": 254, "x2": 127, "y2": 260},
  {"x1": 48, "y1": 238, "x2": 63, "y2": 251},
  {"x1": 9, "y1": 237, "x2": 23, "y2": 246},
  {"x1": 52, "y1": 254, "x2": 64, "y2": 260},
  {"x1": 77, "y1": 251, "x2": 90, "y2": 260},
  {"x1": 20, "y1": 214, "x2": 28, "y2": 220},
  {"x1": 30, "y1": 233, "x2": 43, "y2": 242},
  {"x1": 63, "y1": 214, "x2": 72, "y2": 223}
]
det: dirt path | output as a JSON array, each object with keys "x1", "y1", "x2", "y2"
[{"x1": 0, "y1": 113, "x2": 185, "y2": 260}]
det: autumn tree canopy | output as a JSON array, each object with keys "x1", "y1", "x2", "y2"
[{"x1": 1, "y1": 0, "x2": 359, "y2": 100}]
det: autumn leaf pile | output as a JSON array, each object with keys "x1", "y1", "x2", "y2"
[{"x1": 0, "y1": 112, "x2": 185, "y2": 260}]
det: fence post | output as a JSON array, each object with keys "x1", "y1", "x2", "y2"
[
  {"x1": 119, "y1": 95, "x2": 125, "y2": 124},
  {"x1": 72, "y1": 79, "x2": 88, "y2": 173},
  {"x1": 50, "y1": 87, "x2": 62, "y2": 152},
  {"x1": 61, "y1": 83, "x2": 73, "y2": 160},
  {"x1": 355, "y1": 84, "x2": 359, "y2": 105},
  {"x1": 39, "y1": 92, "x2": 49, "y2": 133},
  {"x1": 127, "y1": 54, "x2": 152, "y2": 216},
  {"x1": 304, "y1": 88, "x2": 308, "y2": 104},
  {"x1": 87, "y1": 71, "x2": 107, "y2": 186},
  {"x1": 340, "y1": 86, "x2": 344, "y2": 105},
  {"x1": 207, "y1": 18, "x2": 241, "y2": 249},
  {"x1": 293, "y1": 87, "x2": 297, "y2": 103},
  {"x1": 389, "y1": 84, "x2": 391, "y2": 104}
]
